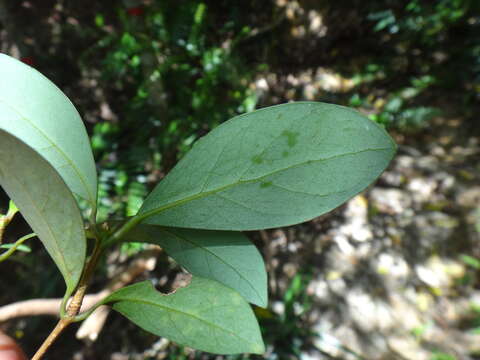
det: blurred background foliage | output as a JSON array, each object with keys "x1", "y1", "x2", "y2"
[{"x1": 1, "y1": 0, "x2": 480, "y2": 359}]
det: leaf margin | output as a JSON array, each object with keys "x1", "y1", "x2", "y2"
[
  {"x1": 137, "y1": 101, "x2": 396, "y2": 230},
  {"x1": 121, "y1": 224, "x2": 268, "y2": 307},
  {"x1": 0, "y1": 129, "x2": 87, "y2": 293},
  {"x1": 0, "y1": 53, "x2": 98, "y2": 212},
  {"x1": 102, "y1": 277, "x2": 265, "y2": 355}
]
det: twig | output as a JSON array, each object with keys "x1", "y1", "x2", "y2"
[
  {"x1": 28, "y1": 212, "x2": 156, "y2": 359},
  {"x1": 31, "y1": 240, "x2": 104, "y2": 360},
  {"x1": 0, "y1": 216, "x2": 6, "y2": 244},
  {"x1": 30, "y1": 319, "x2": 70, "y2": 360},
  {"x1": 0, "y1": 249, "x2": 159, "y2": 339},
  {"x1": 0, "y1": 201, "x2": 19, "y2": 245},
  {"x1": 0, "y1": 233, "x2": 36, "y2": 263}
]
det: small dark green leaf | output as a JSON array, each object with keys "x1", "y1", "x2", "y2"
[
  {"x1": 0, "y1": 54, "x2": 98, "y2": 210},
  {"x1": 124, "y1": 225, "x2": 267, "y2": 307},
  {"x1": 0, "y1": 131, "x2": 86, "y2": 293},
  {"x1": 103, "y1": 277, "x2": 265, "y2": 355},
  {"x1": 138, "y1": 102, "x2": 396, "y2": 230}
]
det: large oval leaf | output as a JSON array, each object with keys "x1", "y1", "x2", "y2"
[
  {"x1": 0, "y1": 130, "x2": 86, "y2": 293},
  {"x1": 103, "y1": 277, "x2": 265, "y2": 354},
  {"x1": 0, "y1": 54, "x2": 97, "y2": 210},
  {"x1": 138, "y1": 102, "x2": 396, "y2": 230},
  {"x1": 123, "y1": 225, "x2": 268, "y2": 307}
]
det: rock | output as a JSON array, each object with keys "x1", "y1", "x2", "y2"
[
  {"x1": 407, "y1": 177, "x2": 437, "y2": 202},
  {"x1": 387, "y1": 336, "x2": 430, "y2": 360},
  {"x1": 395, "y1": 155, "x2": 416, "y2": 171},
  {"x1": 434, "y1": 172, "x2": 456, "y2": 192},
  {"x1": 337, "y1": 195, "x2": 372, "y2": 242},
  {"x1": 415, "y1": 256, "x2": 465, "y2": 293},
  {"x1": 416, "y1": 155, "x2": 439, "y2": 172},
  {"x1": 376, "y1": 252, "x2": 410, "y2": 280},
  {"x1": 410, "y1": 212, "x2": 457, "y2": 247},
  {"x1": 345, "y1": 290, "x2": 395, "y2": 332},
  {"x1": 370, "y1": 188, "x2": 413, "y2": 215},
  {"x1": 457, "y1": 186, "x2": 480, "y2": 208}
]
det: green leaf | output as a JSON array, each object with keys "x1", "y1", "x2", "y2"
[
  {"x1": 124, "y1": 225, "x2": 267, "y2": 307},
  {"x1": 0, "y1": 130, "x2": 86, "y2": 293},
  {"x1": 138, "y1": 102, "x2": 396, "y2": 230},
  {"x1": 0, "y1": 54, "x2": 98, "y2": 210},
  {"x1": 103, "y1": 277, "x2": 265, "y2": 355},
  {"x1": 0, "y1": 243, "x2": 31, "y2": 253}
]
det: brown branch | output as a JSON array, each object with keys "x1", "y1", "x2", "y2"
[
  {"x1": 0, "y1": 248, "x2": 159, "y2": 322},
  {"x1": 30, "y1": 246, "x2": 159, "y2": 359},
  {"x1": 31, "y1": 319, "x2": 70, "y2": 360},
  {"x1": 75, "y1": 250, "x2": 158, "y2": 341},
  {"x1": 31, "y1": 241, "x2": 105, "y2": 360}
]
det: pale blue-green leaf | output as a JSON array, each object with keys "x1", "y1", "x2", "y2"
[
  {"x1": 138, "y1": 102, "x2": 396, "y2": 230},
  {"x1": 123, "y1": 225, "x2": 267, "y2": 307},
  {"x1": 0, "y1": 130, "x2": 86, "y2": 293},
  {"x1": 0, "y1": 54, "x2": 97, "y2": 210},
  {"x1": 103, "y1": 277, "x2": 265, "y2": 355}
]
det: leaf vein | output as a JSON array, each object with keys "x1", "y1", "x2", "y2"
[
  {"x1": 161, "y1": 229, "x2": 263, "y2": 304},
  {"x1": 117, "y1": 298, "x2": 254, "y2": 346},
  {"x1": 140, "y1": 147, "x2": 391, "y2": 221},
  {"x1": 1, "y1": 152, "x2": 73, "y2": 279}
]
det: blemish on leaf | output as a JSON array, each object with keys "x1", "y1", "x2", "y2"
[
  {"x1": 276, "y1": 113, "x2": 283, "y2": 120},
  {"x1": 282, "y1": 130, "x2": 299, "y2": 147},
  {"x1": 282, "y1": 150, "x2": 289, "y2": 158},
  {"x1": 260, "y1": 181, "x2": 272, "y2": 188},
  {"x1": 251, "y1": 155, "x2": 263, "y2": 164}
]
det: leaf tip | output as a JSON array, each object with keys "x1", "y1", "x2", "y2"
[
  {"x1": 250, "y1": 340, "x2": 266, "y2": 355},
  {"x1": 254, "y1": 293, "x2": 268, "y2": 309}
]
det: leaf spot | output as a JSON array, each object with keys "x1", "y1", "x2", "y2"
[
  {"x1": 281, "y1": 130, "x2": 299, "y2": 147},
  {"x1": 251, "y1": 155, "x2": 263, "y2": 164},
  {"x1": 260, "y1": 181, "x2": 272, "y2": 188}
]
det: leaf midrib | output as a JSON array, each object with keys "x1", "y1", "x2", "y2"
[
  {"x1": 140, "y1": 146, "x2": 392, "y2": 220},
  {"x1": 114, "y1": 296, "x2": 256, "y2": 347},
  {"x1": 0, "y1": 135, "x2": 75, "y2": 287}
]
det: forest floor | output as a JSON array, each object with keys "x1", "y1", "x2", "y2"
[{"x1": 272, "y1": 114, "x2": 480, "y2": 360}]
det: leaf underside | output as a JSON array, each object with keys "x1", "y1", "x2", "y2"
[
  {"x1": 104, "y1": 277, "x2": 265, "y2": 355},
  {"x1": 0, "y1": 54, "x2": 98, "y2": 210},
  {"x1": 138, "y1": 102, "x2": 396, "y2": 230},
  {"x1": 0, "y1": 130, "x2": 86, "y2": 292},
  {"x1": 123, "y1": 225, "x2": 268, "y2": 307}
]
